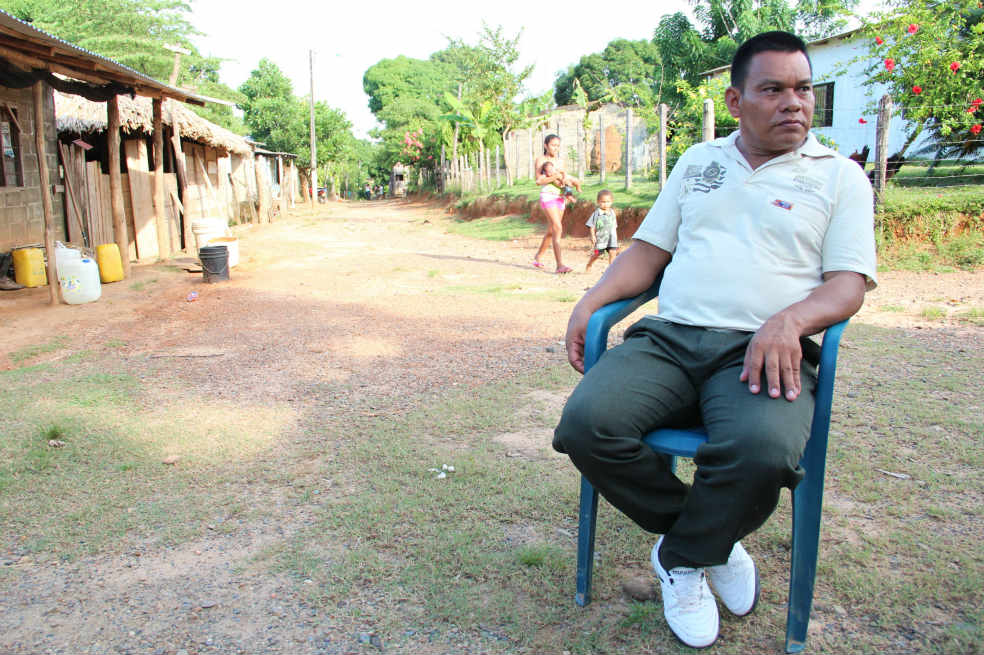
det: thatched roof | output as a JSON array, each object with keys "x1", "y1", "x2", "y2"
[{"x1": 54, "y1": 92, "x2": 251, "y2": 155}]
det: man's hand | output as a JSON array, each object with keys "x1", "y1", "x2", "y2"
[
  {"x1": 740, "y1": 311, "x2": 804, "y2": 401},
  {"x1": 565, "y1": 304, "x2": 592, "y2": 374},
  {"x1": 739, "y1": 271, "x2": 868, "y2": 401}
]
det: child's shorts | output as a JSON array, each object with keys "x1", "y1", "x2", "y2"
[{"x1": 595, "y1": 233, "x2": 618, "y2": 250}]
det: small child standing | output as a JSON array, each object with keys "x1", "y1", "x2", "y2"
[{"x1": 585, "y1": 190, "x2": 618, "y2": 271}]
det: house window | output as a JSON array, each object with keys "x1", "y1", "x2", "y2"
[
  {"x1": 812, "y1": 82, "x2": 834, "y2": 128},
  {"x1": 0, "y1": 106, "x2": 24, "y2": 187}
]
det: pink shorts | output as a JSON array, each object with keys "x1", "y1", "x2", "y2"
[{"x1": 540, "y1": 196, "x2": 566, "y2": 211}]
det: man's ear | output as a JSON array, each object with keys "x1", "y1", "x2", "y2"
[{"x1": 725, "y1": 86, "x2": 742, "y2": 119}]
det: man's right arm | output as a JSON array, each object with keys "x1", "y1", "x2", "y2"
[{"x1": 565, "y1": 240, "x2": 671, "y2": 373}]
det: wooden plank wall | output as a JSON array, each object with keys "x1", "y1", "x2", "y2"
[{"x1": 124, "y1": 138, "x2": 157, "y2": 261}]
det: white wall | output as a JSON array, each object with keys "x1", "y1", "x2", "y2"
[{"x1": 809, "y1": 34, "x2": 933, "y2": 157}]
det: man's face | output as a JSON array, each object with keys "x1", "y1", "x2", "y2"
[{"x1": 726, "y1": 50, "x2": 814, "y2": 156}]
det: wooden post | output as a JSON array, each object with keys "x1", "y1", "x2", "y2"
[
  {"x1": 703, "y1": 99, "x2": 715, "y2": 142},
  {"x1": 527, "y1": 129, "x2": 533, "y2": 181},
  {"x1": 107, "y1": 95, "x2": 130, "y2": 278},
  {"x1": 658, "y1": 104, "x2": 668, "y2": 189},
  {"x1": 576, "y1": 122, "x2": 584, "y2": 181},
  {"x1": 288, "y1": 159, "x2": 296, "y2": 208},
  {"x1": 625, "y1": 107, "x2": 633, "y2": 191},
  {"x1": 599, "y1": 113, "x2": 606, "y2": 184},
  {"x1": 168, "y1": 104, "x2": 189, "y2": 250},
  {"x1": 440, "y1": 143, "x2": 446, "y2": 192},
  {"x1": 277, "y1": 155, "x2": 286, "y2": 218},
  {"x1": 495, "y1": 143, "x2": 501, "y2": 188},
  {"x1": 254, "y1": 154, "x2": 268, "y2": 222},
  {"x1": 32, "y1": 81, "x2": 58, "y2": 304},
  {"x1": 873, "y1": 94, "x2": 892, "y2": 213},
  {"x1": 152, "y1": 98, "x2": 169, "y2": 260}
]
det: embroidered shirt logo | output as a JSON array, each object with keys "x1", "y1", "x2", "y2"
[
  {"x1": 683, "y1": 161, "x2": 727, "y2": 193},
  {"x1": 772, "y1": 199, "x2": 794, "y2": 210}
]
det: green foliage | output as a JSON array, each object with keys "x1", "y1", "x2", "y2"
[
  {"x1": 364, "y1": 24, "x2": 533, "y2": 174},
  {"x1": 2, "y1": 0, "x2": 245, "y2": 132},
  {"x1": 238, "y1": 59, "x2": 357, "y2": 185},
  {"x1": 861, "y1": 0, "x2": 984, "y2": 157},
  {"x1": 553, "y1": 39, "x2": 663, "y2": 109}
]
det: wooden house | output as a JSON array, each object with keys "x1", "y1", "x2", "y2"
[
  {"x1": 55, "y1": 92, "x2": 257, "y2": 261},
  {"x1": 0, "y1": 8, "x2": 207, "y2": 301}
]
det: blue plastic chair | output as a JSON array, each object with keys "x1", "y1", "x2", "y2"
[{"x1": 574, "y1": 277, "x2": 847, "y2": 654}]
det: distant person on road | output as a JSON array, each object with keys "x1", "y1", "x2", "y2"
[
  {"x1": 532, "y1": 134, "x2": 580, "y2": 274},
  {"x1": 585, "y1": 189, "x2": 618, "y2": 271}
]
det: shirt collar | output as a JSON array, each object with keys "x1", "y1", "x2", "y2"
[{"x1": 716, "y1": 130, "x2": 834, "y2": 160}]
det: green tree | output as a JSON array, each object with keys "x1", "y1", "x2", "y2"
[
  {"x1": 553, "y1": 39, "x2": 663, "y2": 108},
  {"x1": 862, "y1": 0, "x2": 984, "y2": 158},
  {"x1": 239, "y1": 59, "x2": 357, "y2": 184}
]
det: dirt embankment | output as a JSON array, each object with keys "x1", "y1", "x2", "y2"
[{"x1": 452, "y1": 194, "x2": 650, "y2": 239}]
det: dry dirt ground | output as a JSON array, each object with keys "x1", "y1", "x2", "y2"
[{"x1": 1, "y1": 199, "x2": 982, "y2": 654}]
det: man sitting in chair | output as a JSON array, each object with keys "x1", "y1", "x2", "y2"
[{"x1": 553, "y1": 31, "x2": 877, "y2": 649}]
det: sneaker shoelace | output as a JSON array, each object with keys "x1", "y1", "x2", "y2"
[{"x1": 668, "y1": 568, "x2": 708, "y2": 611}]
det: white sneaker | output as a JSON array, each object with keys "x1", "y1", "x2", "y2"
[
  {"x1": 651, "y1": 536, "x2": 719, "y2": 649},
  {"x1": 706, "y1": 541, "x2": 760, "y2": 616}
]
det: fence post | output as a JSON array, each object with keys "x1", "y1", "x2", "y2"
[
  {"x1": 873, "y1": 94, "x2": 893, "y2": 214},
  {"x1": 495, "y1": 143, "x2": 501, "y2": 188},
  {"x1": 658, "y1": 103, "x2": 668, "y2": 190},
  {"x1": 440, "y1": 144, "x2": 446, "y2": 193},
  {"x1": 528, "y1": 129, "x2": 534, "y2": 181},
  {"x1": 599, "y1": 112, "x2": 606, "y2": 184},
  {"x1": 703, "y1": 98, "x2": 715, "y2": 142},
  {"x1": 625, "y1": 107, "x2": 633, "y2": 191}
]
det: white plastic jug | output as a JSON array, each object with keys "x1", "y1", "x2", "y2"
[
  {"x1": 54, "y1": 241, "x2": 81, "y2": 270},
  {"x1": 58, "y1": 256, "x2": 102, "y2": 304}
]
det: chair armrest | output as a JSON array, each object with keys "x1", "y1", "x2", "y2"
[{"x1": 583, "y1": 274, "x2": 663, "y2": 372}]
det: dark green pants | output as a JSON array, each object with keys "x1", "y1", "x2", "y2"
[{"x1": 553, "y1": 318, "x2": 818, "y2": 569}]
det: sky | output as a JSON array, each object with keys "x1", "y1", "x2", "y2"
[{"x1": 190, "y1": 0, "x2": 883, "y2": 140}]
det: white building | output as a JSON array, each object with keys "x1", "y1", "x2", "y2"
[{"x1": 703, "y1": 29, "x2": 934, "y2": 159}]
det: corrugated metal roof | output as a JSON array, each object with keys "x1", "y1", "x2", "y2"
[{"x1": 0, "y1": 8, "x2": 207, "y2": 105}]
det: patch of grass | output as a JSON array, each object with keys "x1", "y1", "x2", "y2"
[
  {"x1": 516, "y1": 543, "x2": 566, "y2": 570},
  {"x1": 9, "y1": 336, "x2": 69, "y2": 365},
  {"x1": 879, "y1": 305, "x2": 905, "y2": 313},
  {"x1": 129, "y1": 278, "x2": 158, "y2": 292},
  {"x1": 440, "y1": 284, "x2": 577, "y2": 303},
  {"x1": 920, "y1": 306, "x2": 947, "y2": 320},
  {"x1": 103, "y1": 339, "x2": 127, "y2": 349},
  {"x1": 0, "y1": 358, "x2": 296, "y2": 559},
  {"x1": 956, "y1": 307, "x2": 984, "y2": 325},
  {"x1": 446, "y1": 214, "x2": 539, "y2": 241},
  {"x1": 427, "y1": 269, "x2": 440, "y2": 278}
]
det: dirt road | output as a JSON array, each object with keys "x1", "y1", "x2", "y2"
[{"x1": 1, "y1": 199, "x2": 981, "y2": 654}]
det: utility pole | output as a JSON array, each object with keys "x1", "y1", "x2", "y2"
[
  {"x1": 164, "y1": 44, "x2": 190, "y2": 86},
  {"x1": 309, "y1": 50, "x2": 317, "y2": 201}
]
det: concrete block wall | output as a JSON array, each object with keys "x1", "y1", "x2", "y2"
[{"x1": 0, "y1": 83, "x2": 66, "y2": 253}]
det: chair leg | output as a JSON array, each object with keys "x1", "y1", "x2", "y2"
[
  {"x1": 576, "y1": 476, "x2": 599, "y2": 606},
  {"x1": 785, "y1": 474, "x2": 824, "y2": 653}
]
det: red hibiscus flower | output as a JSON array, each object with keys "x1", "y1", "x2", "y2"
[
  {"x1": 912, "y1": 85, "x2": 922, "y2": 94},
  {"x1": 971, "y1": 124, "x2": 982, "y2": 135},
  {"x1": 950, "y1": 61, "x2": 961, "y2": 73},
  {"x1": 884, "y1": 58, "x2": 895, "y2": 72},
  {"x1": 858, "y1": 118, "x2": 868, "y2": 124},
  {"x1": 972, "y1": 98, "x2": 983, "y2": 107},
  {"x1": 970, "y1": 106, "x2": 980, "y2": 113},
  {"x1": 907, "y1": 23, "x2": 918, "y2": 34},
  {"x1": 875, "y1": 36, "x2": 883, "y2": 45}
]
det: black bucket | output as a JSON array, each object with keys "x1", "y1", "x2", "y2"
[{"x1": 199, "y1": 245, "x2": 229, "y2": 283}]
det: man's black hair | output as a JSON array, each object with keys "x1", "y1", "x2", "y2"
[{"x1": 730, "y1": 31, "x2": 812, "y2": 91}]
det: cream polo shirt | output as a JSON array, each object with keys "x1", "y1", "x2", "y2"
[{"x1": 633, "y1": 131, "x2": 877, "y2": 332}]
